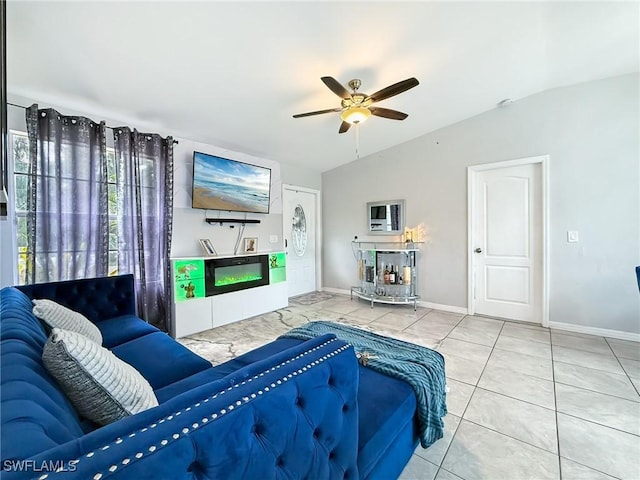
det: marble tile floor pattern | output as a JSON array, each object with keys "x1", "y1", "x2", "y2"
[{"x1": 179, "y1": 294, "x2": 640, "y2": 480}]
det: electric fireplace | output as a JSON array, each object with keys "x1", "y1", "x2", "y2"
[{"x1": 204, "y1": 255, "x2": 269, "y2": 296}]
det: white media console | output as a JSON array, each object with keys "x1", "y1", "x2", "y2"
[{"x1": 170, "y1": 252, "x2": 288, "y2": 338}]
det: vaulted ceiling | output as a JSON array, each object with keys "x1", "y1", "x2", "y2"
[{"x1": 7, "y1": 1, "x2": 639, "y2": 172}]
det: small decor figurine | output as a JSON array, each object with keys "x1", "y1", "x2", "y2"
[
  {"x1": 180, "y1": 282, "x2": 196, "y2": 299},
  {"x1": 269, "y1": 255, "x2": 279, "y2": 268},
  {"x1": 176, "y1": 263, "x2": 197, "y2": 280},
  {"x1": 355, "y1": 351, "x2": 378, "y2": 366}
]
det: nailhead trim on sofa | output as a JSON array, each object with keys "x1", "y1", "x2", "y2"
[{"x1": 37, "y1": 338, "x2": 350, "y2": 479}]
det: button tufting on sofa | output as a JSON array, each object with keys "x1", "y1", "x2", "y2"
[
  {"x1": 187, "y1": 460, "x2": 205, "y2": 476},
  {"x1": 251, "y1": 423, "x2": 263, "y2": 435}
]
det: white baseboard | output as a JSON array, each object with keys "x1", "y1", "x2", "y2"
[
  {"x1": 321, "y1": 287, "x2": 351, "y2": 296},
  {"x1": 322, "y1": 288, "x2": 469, "y2": 315},
  {"x1": 549, "y1": 321, "x2": 640, "y2": 342},
  {"x1": 316, "y1": 288, "x2": 638, "y2": 342},
  {"x1": 419, "y1": 301, "x2": 469, "y2": 315}
]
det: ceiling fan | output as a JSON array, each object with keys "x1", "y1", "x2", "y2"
[{"x1": 293, "y1": 76, "x2": 419, "y2": 134}]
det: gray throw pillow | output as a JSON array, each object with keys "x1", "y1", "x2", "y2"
[
  {"x1": 33, "y1": 298, "x2": 103, "y2": 344},
  {"x1": 43, "y1": 328, "x2": 158, "y2": 426}
]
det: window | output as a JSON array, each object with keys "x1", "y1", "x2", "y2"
[
  {"x1": 11, "y1": 131, "x2": 120, "y2": 284},
  {"x1": 11, "y1": 131, "x2": 29, "y2": 284}
]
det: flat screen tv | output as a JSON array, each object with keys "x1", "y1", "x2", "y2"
[{"x1": 192, "y1": 151, "x2": 271, "y2": 214}]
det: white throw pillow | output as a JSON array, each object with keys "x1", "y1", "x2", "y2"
[
  {"x1": 32, "y1": 299, "x2": 103, "y2": 344},
  {"x1": 42, "y1": 328, "x2": 159, "y2": 426}
]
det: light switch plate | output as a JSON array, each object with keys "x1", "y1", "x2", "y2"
[
  {"x1": 567, "y1": 231, "x2": 579, "y2": 243},
  {"x1": 269, "y1": 235, "x2": 278, "y2": 244}
]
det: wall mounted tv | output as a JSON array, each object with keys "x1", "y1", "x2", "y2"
[{"x1": 192, "y1": 151, "x2": 272, "y2": 214}]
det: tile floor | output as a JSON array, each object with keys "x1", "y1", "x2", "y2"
[{"x1": 179, "y1": 294, "x2": 640, "y2": 480}]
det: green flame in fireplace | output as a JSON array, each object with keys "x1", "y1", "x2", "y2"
[{"x1": 215, "y1": 273, "x2": 263, "y2": 287}]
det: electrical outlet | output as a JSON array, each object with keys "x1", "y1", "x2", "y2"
[
  {"x1": 269, "y1": 235, "x2": 278, "y2": 244},
  {"x1": 567, "y1": 231, "x2": 579, "y2": 243}
]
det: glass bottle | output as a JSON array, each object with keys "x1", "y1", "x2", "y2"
[{"x1": 403, "y1": 265, "x2": 411, "y2": 285}]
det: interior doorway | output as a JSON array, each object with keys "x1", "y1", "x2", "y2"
[
  {"x1": 282, "y1": 184, "x2": 321, "y2": 298},
  {"x1": 467, "y1": 156, "x2": 548, "y2": 325}
]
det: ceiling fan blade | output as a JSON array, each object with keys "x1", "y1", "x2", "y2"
[
  {"x1": 293, "y1": 108, "x2": 342, "y2": 118},
  {"x1": 321, "y1": 76, "x2": 352, "y2": 100},
  {"x1": 369, "y1": 107, "x2": 409, "y2": 120},
  {"x1": 338, "y1": 121, "x2": 351, "y2": 134},
  {"x1": 366, "y1": 77, "x2": 419, "y2": 103}
]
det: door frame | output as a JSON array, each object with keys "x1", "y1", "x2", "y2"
[
  {"x1": 282, "y1": 184, "x2": 322, "y2": 293},
  {"x1": 467, "y1": 155, "x2": 549, "y2": 326}
]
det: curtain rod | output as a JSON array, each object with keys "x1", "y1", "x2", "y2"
[{"x1": 7, "y1": 102, "x2": 179, "y2": 144}]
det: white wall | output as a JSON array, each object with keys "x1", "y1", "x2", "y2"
[
  {"x1": 0, "y1": 218, "x2": 14, "y2": 288},
  {"x1": 171, "y1": 138, "x2": 284, "y2": 258},
  {"x1": 1, "y1": 96, "x2": 321, "y2": 286},
  {"x1": 170, "y1": 142, "x2": 322, "y2": 258},
  {"x1": 280, "y1": 161, "x2": 322, "y2": 191},
  {"x1": 322, "y1": 74, "x2": 640, "y2": 335}
]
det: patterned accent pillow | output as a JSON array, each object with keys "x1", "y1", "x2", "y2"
[
  {"x1": 32, "y1": 299, "x2": 103, "y2": 344},
  {"x1": 42, "y1": 328, "x2": 159, "y2": 426}
]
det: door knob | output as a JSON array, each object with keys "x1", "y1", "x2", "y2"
[{"x1": 474, "y1": 248, "x2": 482, "y2": 253}]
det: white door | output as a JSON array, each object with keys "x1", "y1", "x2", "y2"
[
  {"x1": 471, "y1": 161, "x2": 543, "y2": 323},
  {"x1": 283, "y1": 186, "x2": 318, "y2": 297}
]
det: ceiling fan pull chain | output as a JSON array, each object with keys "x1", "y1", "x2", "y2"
[{"x1": 355, "y1": 123, "x2": 360, "y2": 159}]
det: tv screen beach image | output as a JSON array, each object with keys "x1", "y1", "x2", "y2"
[{"x1": 192, "y1": 152, "x2": 271, "y2": 213}]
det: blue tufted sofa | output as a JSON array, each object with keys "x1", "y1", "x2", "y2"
[{"x1": 1, "y1": 275, "x2": 420, "y2": 479}]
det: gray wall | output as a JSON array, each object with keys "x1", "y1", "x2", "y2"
[
  {"x1": 322, "y1": 74, "x2": 639, "y2": 335},
  {"x1": 280, "y1": 161, "x2": 322, "y2": 190}
]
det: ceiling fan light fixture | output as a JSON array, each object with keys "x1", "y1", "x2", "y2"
[
  {"x1": 341, "y1": 106, "x2": 371, "y2": 125},
  {"x1": 293, "y1": 76, "x2": 418, "y2": 132}
]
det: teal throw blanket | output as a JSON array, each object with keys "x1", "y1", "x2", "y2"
[{"x1": 280, "y1": 321, "x2": 447, "y2": 448}]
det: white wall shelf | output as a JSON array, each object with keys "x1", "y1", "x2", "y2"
[{"x1": 204, "y1": 218, "x2": 261, "y2": 226}]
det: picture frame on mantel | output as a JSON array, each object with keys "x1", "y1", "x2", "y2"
[
  {"x1": 199, "y1": 239, "x2": 217, "y2": 256},
  {"x1": 243, "y1": 237, "x2": 258, "y2": 254}
]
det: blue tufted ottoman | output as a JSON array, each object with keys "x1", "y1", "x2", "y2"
[{"x1": 211, "y1": 335, "x2": 422, "y2": 479}]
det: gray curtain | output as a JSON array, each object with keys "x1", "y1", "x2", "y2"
[
  {"x1": 113, "y1": 127, "x2": 174, "y2": 332},
  {"x1": 25, "y1": 105, "x2": 109, "y2": 283}
]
